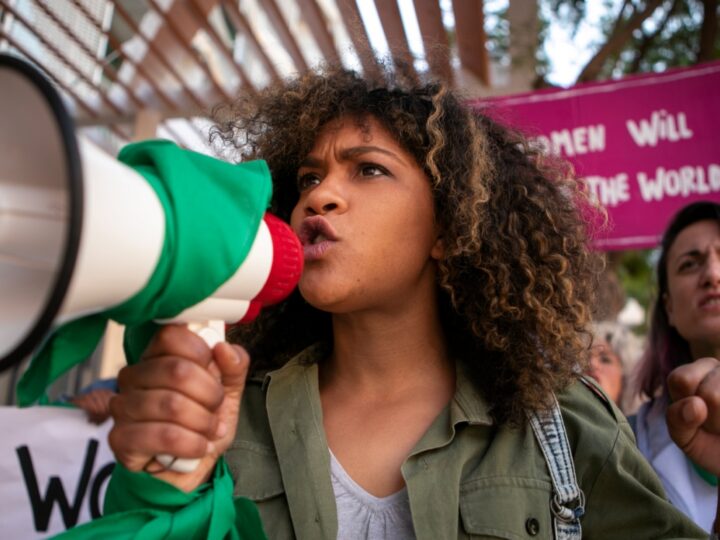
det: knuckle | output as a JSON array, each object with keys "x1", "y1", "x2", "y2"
[
  {"x1": 158, "y1": 425, "x2": 183, "y2": 448},
  {"x1": 160, "y1": 392, "x2": 184, "y2": 418},
  {"x1": 166, "y1": 358, "x2": 194, "y2": 386}
]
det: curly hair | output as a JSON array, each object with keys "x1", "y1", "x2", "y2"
[{"x1": 212, "y1": 64, "x2": 600, "y2": 425}]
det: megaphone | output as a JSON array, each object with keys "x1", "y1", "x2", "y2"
[{"x1": 0, "y1": 54, "x2": 303, "y2": 470}]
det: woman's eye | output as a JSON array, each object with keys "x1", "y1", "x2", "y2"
[
  {"x1": 359, "y1": 163, "x2": 388, "y2": 177},
  {"x1": 297, "y1": 172, "x2": 321, "y2": 192},
  {"x1": 678, "y1": 259, "x2": 698, "y2": 272}
]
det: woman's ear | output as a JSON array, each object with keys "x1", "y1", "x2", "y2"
[{"x1": 430, "y1": 236, "x2": 444, "y2": 260}]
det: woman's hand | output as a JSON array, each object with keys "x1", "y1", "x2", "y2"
[
  {"x1": 666, "y1": 356, "x2": 720, "y2": 476},
  {"x1": 108, "y1": 324, "x2": 250, "y2": 492}
]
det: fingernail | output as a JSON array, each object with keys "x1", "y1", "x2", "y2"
[
  {"x1": 216, "y1": 421, "x2": 227, "y2": 438},
  {"x1": 206, "y1": 441, "x2": 216, "y2": 455}
]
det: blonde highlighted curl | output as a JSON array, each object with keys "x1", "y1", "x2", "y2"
[{"x1": 215, "y1": 64, "x2": 601, "y2": 425}]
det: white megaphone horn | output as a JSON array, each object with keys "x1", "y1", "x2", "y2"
[{"x1": 0, "y1": 55, "x2": 303, "y2": 472}]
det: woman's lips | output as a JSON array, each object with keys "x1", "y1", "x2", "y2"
[
  {"x1": 298, "y1": 216, "x2": 339, "y2": 261},
  {"x1": 699, "y1": 293, "x2": 720, "y2": 311},
  {"x1": 303, "y1": 240, "x2": 334, "y2": 261}
]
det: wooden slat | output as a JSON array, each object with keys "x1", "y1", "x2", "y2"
[
  {"x1": 1, "y1": 1, "x2": 128, "y2": 116},
  {"x1": 110, "y1": 0, "x2": 209, "y2": 109},
  {"x1": 35, "y1": 2, "x2": 149, "y2": 110},
  {"x1": 262, "y1": 0, "x2": 309, "y2": 71},
  {"x1": 221, "y1": 0, "x2": 280, "y2": 84},
  {"x1": 335, "y1": 0, "x2": 380, "y2": 79},
  {"x1": 146, "y1": 0, "x2": 233, "y2": 102},
  {"x1": 70, "y1": 0, "x2": 182, "y2": 112},
  {"x1": 451, "y1": 0, "x2": 489, "y2": 86},
  {"x1": 372, "y1": 0, "x2": 418, "y2": 81},
  {"x1": 413, "y1": 0, "x2": 452, "y2": 83},
  {"x1": 295, "y1": 0, "x2": 340, "y2": 64},
  {"x1": 186, "y1": 0, "x2": 257, "y2": 96},
  {"x1": 0, "y1": 30, "x2": 130, "y2": 141}
]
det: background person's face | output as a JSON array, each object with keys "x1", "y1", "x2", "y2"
[
  {"x1": 664, "y1": 219, "x2": 720, "y2": 357},
  {"x1": 588, "y1": 339, "x2": 623, "y2": 403}
]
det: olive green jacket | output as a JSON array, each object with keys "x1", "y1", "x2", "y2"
[{"x1": 227, "y1": 344, "x2": 707, "y2": 539}]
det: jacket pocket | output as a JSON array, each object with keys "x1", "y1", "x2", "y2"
[
  {"x1": 459, "y1": 477, "x2": 553, "y2": 539},
  {"x1": 227, "y1": 440, "x2": 286, "y2": 501}
]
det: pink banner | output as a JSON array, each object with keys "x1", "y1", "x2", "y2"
[{"x1": 472, "y1": 62, "x2": 720, "y2": 250}]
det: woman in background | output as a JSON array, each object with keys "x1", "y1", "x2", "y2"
[{"x1": 633, "y1": 200, "x2": 720, "y2": 532}]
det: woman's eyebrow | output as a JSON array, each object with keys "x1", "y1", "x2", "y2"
[
  {"x1": 673, "y1": 249, "x2": 703, "y2": 263},
  {"x1": 339, "y1": 145, "x2": 405, "y2": 164},
  {"x1": 298, "y1": 145, "x2": 407, "y2": 169}
]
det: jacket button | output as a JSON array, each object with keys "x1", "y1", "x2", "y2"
[{"x1": 525, "y1": 517, "x2": 540, "y2": 536}]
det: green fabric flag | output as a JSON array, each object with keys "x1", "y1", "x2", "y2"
[
  {"x1": 51, "y1": 458, "x2": 267, "y2": 539},
  {"x1": 17, "y1": 140, "x2": 272, "y2": 404},
  {"x1": 690, "y1": 460, "x2": 719, "y2": 487}
]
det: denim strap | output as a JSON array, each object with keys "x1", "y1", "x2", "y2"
[{"x1": 528, "y1": 396, "x2": 585, "y2": 540}]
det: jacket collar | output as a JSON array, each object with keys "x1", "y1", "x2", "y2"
[
  {"x1": 264, "y1": 343, "x2": 494, "y2": 425},
  {"x1": 261, "y1": 343, "x2": 494, "y2": 539},
  {"x1": 263, "y1": 343, "x2": 337, "y2": 539}
]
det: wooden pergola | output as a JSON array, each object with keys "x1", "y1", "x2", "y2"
[{"x1": 0, "y1": 0, "x2": 504, "y2": 153}]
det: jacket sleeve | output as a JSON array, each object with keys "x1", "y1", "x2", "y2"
[
  {"x1": 559, "y1": 381, "x2": 708, "y2": 540},
  {"x1": 49, "y1": 458, "x2": 268, "y2": 540}
]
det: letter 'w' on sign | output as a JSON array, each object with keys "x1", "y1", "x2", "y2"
[{"x1": 16, "y1": 439, "x2": 99, "y2": 532}]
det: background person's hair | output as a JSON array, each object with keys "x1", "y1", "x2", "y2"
[
  {"x1": 636, "y1": 200, "x2": 720, "y2": 400},
  {"x1": 215, "y1": 63, "x2": 602, "y2": 425}
]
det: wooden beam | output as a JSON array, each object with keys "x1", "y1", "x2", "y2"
[
  {"x1": 373, "y1": 0, "x2": 418, "y2": 81},
  {"x1": 70, "y1": 0, "x2": 182, "y2": 111},
  {"x1": 262, "y1": 0, "x2": 309, "y2": 71},
  {"x1": 110, "y1": 0, "x2": 209, "y2": 109},
  {"x1": 451, "y1": 0, "x2": 489, "y2": 86},
  {"x1": 186, "y1": 0, "x2": 257, "y2": 96},
  {"x1": 221, "y1": 0, "x2": 280, "y2": 84},
  {"x1": 0, "y1": 29, "x2": 130, "y2": 141},
  {"x1": 295, "y1": 0, "x2": 340, "y2": 64},
  {"x1": 335, "y1": 0, "x2": 380, "y2": 79},
  {"x1": 413, "y1": 0, "x2": 452, "y2": 83},
  {"x1": 1, "y1": 1, "x2": 129, "y2": 116},
  {"x1": 146, "y1": 0, "x2": 233, "y2": 102}
]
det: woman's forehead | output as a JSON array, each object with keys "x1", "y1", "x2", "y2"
[
  {"x1": 669, "y1": 219, "x2": 720, "y2": 257},
  {"x1": 310, "y1": 114, "x2": 402, "y2": 152}
]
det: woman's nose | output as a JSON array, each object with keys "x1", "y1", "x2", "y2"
[
  {"x1": 303, "y1": 176, "x2": 347, "y2": 216},
  {"x1": 701, "y1": 252, "x2": 720, "y2": 287}
]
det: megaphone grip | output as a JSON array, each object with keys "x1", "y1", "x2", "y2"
[{"x1": 153, "y1": 320, "x2": 225, "y2": 473}]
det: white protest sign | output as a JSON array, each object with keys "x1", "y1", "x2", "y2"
[{"x1": 0, "y1": 406, "x2": 115, "y2": 538}]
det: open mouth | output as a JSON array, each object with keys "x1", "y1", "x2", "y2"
[
  {"x1": 699, "y1": 294, "x2": 720, "y2": 308},
  {"x1": 298, "y1": 216, "x2": 339, "y2": 246}
]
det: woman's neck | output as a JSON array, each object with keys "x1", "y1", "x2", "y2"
[{"x1": 321, "y1": 298, "x2": 453, "y2": 399}]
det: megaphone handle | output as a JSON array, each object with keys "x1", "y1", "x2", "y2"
[{"x1": 155, "y1": 320, "x2": 225, "y2": 473}]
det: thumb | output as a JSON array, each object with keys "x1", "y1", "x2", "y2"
[
  {"x1": 213, "y1": 342, "x2": 250, "y2": 394},
  {"x1": 666, "y1": 396, "x2": 708, "y2": 451}
]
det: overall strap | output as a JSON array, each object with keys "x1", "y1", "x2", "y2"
[{"x1": 528, "y1": 395, "x2": 585, "y2": 540}]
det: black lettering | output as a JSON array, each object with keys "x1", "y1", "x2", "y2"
[
  {"x1": 16, "y1": 439, "x2": 99, "y2": 531},
  {"x1": 89, "y1": 462, "x2": 115, "y2": 519}
]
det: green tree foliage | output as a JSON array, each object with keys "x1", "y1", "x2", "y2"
[{"x1": 548, "y1": 0, "x2": 720, "y2": 82}]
